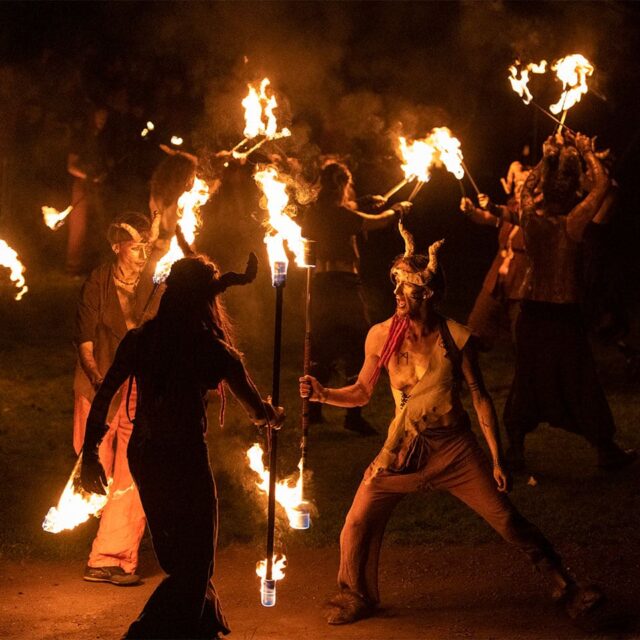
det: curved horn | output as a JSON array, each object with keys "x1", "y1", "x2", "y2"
[
  {"x1": 212, "y1": 252, "x2": 259, "y2": 294},
  {"x1": 148, "y1": 211, "x2": 161, "y2": 244},
  {"x1": 427, "y1": 238, "x2": 445, "y2": 275},
  {"x1": 398, "y1": 218, "x2": 415, "y2": 258}
]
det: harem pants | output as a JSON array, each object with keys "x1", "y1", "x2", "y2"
[
  {"x1": 125, "y1": 437, "x2": 229, "y2": 639},
  {"x1": 73, "y1": 385, "x2": 145, "y2": 573},
  {"x1": 338, "y1": 426, "x2": 560, "y2": 606}
]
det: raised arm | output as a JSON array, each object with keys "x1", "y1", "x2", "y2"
[
  {"x1": 566, "y1": 134, "x2": 610, "y2": 242},
  {"x1": 355, "y1": 202, "x2": 412, "y2": 232},
  {"x1": 461, "y1": 339, "x2": 509, "y2": 492},
  {"x1": 300, "y1": 323, "x2": 386, "y2": 408}
]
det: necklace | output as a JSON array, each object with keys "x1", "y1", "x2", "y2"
[{"x1": 113, "y1": 271, "x2": 139, "y2": 287}]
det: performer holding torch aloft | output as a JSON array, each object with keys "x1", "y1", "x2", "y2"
[{"x1": 301, "y1": 160, "x2": 411, "y2": 435}]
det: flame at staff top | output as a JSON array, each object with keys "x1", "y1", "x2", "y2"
[
  {"x1": 242, "y1": 78, "x2": 291, "y2": 140},
  {"x1": 429, "y1": 127, "x2": 465, "y2": 180},
  {"x1": 153, "y1": 176, "x2": 210, "y2": 283},
  {"x1": 256, "y1": 554, "x2": 287, "y2": 581},
  {"x1": 42, "y1": 204, "x2": 73, "y2": 230},
  {"x1": 397, "y1": 127, "x2": 465, "y2": 184},
  {"x1": 247, "y1": 443, "x2": 304, "y2": 528},
  {"x1": 508, "y1": 59, "x2": 548, "y2": 105},
  {"x1": 0, "y1": 238, "x2": 28, "y2": 300},
  {"x1": 254, "y1": 167, "x2": 304, "y2": 282},
  {"x1": 42, "y1": 454, "x2": 108, "y2": 533},
  {"x1": 549, "y1": 54, "x2": 594, "y2": 115}
]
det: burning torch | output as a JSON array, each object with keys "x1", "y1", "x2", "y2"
[
  {"x1": 0, "y1": 238, "x2": 28, "y2": 300},
  {"x1": 231, "y1": 79, "x2": 291, "y2": 160}
]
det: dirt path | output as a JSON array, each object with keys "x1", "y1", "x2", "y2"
[{"x1": 2, "y1": 542, "x2": 637, "y2": 640}]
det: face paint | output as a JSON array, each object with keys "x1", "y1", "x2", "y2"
[
  {"x1": 393, "y1": 280, "x2": 427, "y2": 318},
  {"x1": 115, "y1": 241, "x2": 151, "y2": 274}
]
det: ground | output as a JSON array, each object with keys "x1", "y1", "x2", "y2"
[{"x1": 2, "y1": 540, "x2": 638, "y2": 640}]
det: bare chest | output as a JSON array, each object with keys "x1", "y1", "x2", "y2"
[{"x1": 387, "y1": 331, "x2": 439, "y2": 393}]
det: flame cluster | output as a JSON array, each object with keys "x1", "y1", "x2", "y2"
[
  {"x1": 254, "y1": 167, "x2": 305, "y2": 279},
  {"x1": 398, "y1": 127, "x2": 464, "y2": 184},
  {"x1": 153, "y1": 176, "x2": 210, "y2": 283},
  {"x1": 242, "y1": 79, "x2": 290, "y2": 140},
  {"x1": 550, "y1": 54, "x2": 594, "y2": 115},
  {"x1": 508, "y1": 54, "x2": 594, "y2": 115},
  {"x1": 0, "y1": 238, "x2": 28, "y2": 300},
  {"x1": 256, "y1": 554, "x2": 287, "y2": 581},
  {"x1": 247, "y1": 442, "x2": 304, "y2": 528},
  {"x1": 42, "y1": 205, "x2": 73, "y2": 230},
  {"x1": 42, "y1": 455, "x2": 108, "y2": 533}
]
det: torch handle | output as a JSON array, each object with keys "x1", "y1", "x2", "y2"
[
  {"x1": 300, "y1": 267, "x2": 313, "y2": 500},
  {"x1": 407, "y1": 181, "x2": 424, "y2": 203},
  {"x1": 460, "y1": 160, "x2": 481, "y2": 196},
  {"x1": 383, "y1": 177, "x2": 410, "y2": 200},
  {"x1": 530, "y1": 101, "x2": 576, "y2": 135},
  {"x1": 266, "y1": 283, "x2": 284, "y2": 581}
]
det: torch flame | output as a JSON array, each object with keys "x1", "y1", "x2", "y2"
[
  {"x1": 508, "y1": 59, "x2": 547, "y2": 105},
  {"x1": 397, "y1": 127, "x2": 465, "y2": 183},
  {"x1": 247, "y1": 443, "x2": 306, "y2": 528},
  {"x1": 254, "y1": 167, "x2": 305, "y2": 282},
  {"x1": 256, "y1": 554, "x2": 287, "y2": 581},
  {"x1": 170, "y1": 136, "x2": 183, "y2": 146},
  {"x1": 42, "y1": 205, "x2": 73, "y2": 230},
  {"x1": 242, "y1": 78, "x2": 289, "y2": 140},
  {"x1": 153, "y1": 176, "x2": 210, "y2": 283},
  {"x1": 0, "y1": 239, "x2": 28, "y2": 300},
  {"x1": 549, "y1": 54, "x2": 594, "y2": 115},
  {"x1": 429, "y1": 127, "x2": 465, "y2": 180},
  {"x1": 141, "y1": 121, "x2": 155, "y2": 138},
  {"x1": 42, "y1": 455, "x2": 108, "y2": 533}
]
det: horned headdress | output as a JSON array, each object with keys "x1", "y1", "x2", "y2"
[{"x1": 390, "y1": 217, "x2": 445, "y2": 289}]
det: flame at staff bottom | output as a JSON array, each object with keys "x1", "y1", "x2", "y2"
[
  {"x1": 257, "y1": 554, "x2": 287, "y2": 607},
  {"x1": 42, "y1": 204, "x2": 73, "y2": 230},
  {"x1": 42, "y1": 454, "x2": 108, "y2": 534},
  {"x1": 0, "y1": 239, "x2": 28, "y2": 301},
  {"x1": 247, "y1": 443, "x2": 310, "y2": 529}
]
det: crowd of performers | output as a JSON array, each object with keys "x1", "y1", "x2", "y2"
[{"x1": 72, "y1": 124, "x2": 636, "y2": 637}]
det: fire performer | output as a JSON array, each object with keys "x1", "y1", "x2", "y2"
[
  {"x1": 300, "y1": 227, "x2": 604, "y2": 625},
  {"x1": 72, "y1": 150, "x2": 198, "y2": 585},
  {"x1": 301, "y1": 160, "x2": 411, "y2": 435},
  {"x1": 460, "y1": 194, "x2": 528, "y2": 350},
  {"x1": 484, "y1": 133, "x2": 636, "y2": 473},
  {"x1": 79, "y1": 255, "x2": 283, "y2": 639}
]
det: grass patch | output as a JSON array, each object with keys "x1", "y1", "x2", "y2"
[{"x1": 0, "y1": 270, "x2": 638, "y2": 562}]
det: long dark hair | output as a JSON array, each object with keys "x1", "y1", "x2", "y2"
[{"x1": 142, "y1": 255, "x2": 235, "y2": 398}]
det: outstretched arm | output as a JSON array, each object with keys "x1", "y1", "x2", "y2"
[
  {"x1": 300, "y1": 323, "x2": 385, "y2": 407},
  {"x1": 356, "y1": 201, "x2": 412, "y2": 232},
  {"x1": 566, "y1": 134, "x2": 610, "y2": 242},
  {"x1": 461, "y1": 340, "x2": 510, "y2": 492}
]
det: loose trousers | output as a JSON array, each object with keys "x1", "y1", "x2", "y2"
[
  {"x1": 338, "y1": 429, "x2": 559, "y2": 605},
  {"x1": 73, "y1": 386, "x2": 145, "y2": 573}
]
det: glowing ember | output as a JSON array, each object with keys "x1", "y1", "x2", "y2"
[
  {"x1": 141, "y1": 121, "x2": 155, "y2": 138},
  {"x1": 549, "y1": 54, "x2": 594, "y2": 115},
  {"x1": 0, "y1": 238, "x2": 28, "y2": 300},
  {"x1": 153, "y1": 176, "x2": 210, "y2": 283},
  {"x1": 247, "y1": 443, "x2": 305, "y2": 527},
  {"x1": 42, "y1": 204, "x2": 73, "y2": 230},
  {"x1": 42, "y1": 455, "x2": 108, "y2": 533},
  {"x1": 170, "y1": 136, "x2": 183, "y2": 146},
  {"x1": 254, "y1": 167, "x2": 305, "y2": 282},
  {"x1": 256, "y1": 554, "x2": 287, "y2": 581},
  {"x1": 508, "y1": 59, "x2": 547, "y2": 104}
]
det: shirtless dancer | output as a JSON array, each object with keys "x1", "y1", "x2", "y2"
[{"x1": 301, "y1": 222, "x2": 603, "y2": 625}]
